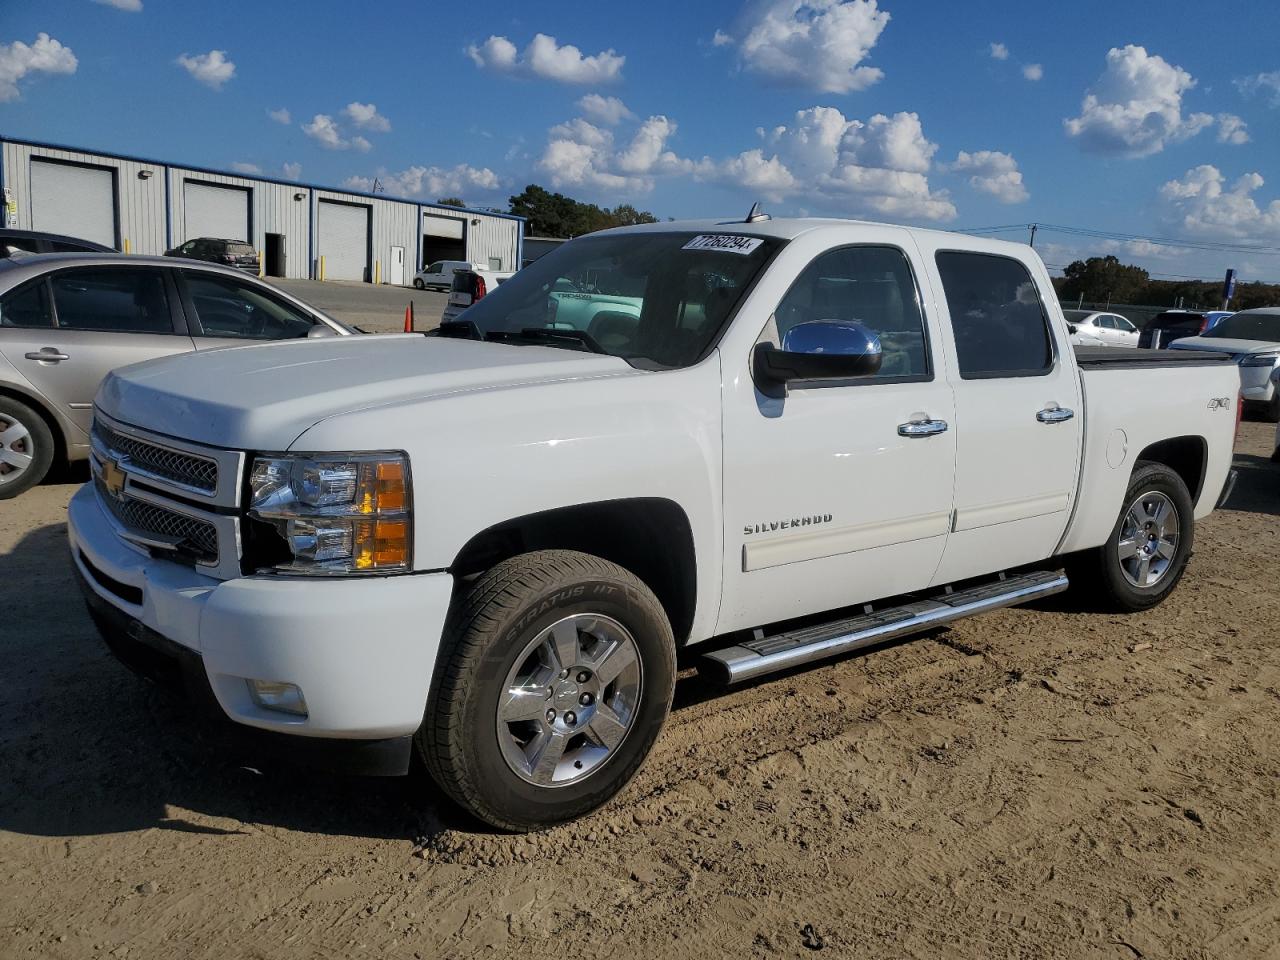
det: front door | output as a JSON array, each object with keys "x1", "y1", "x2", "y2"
[
  {"x1": 389, "y1": 246, "x2": 405, "y2": 286},
  {"x1": 917, "y1": 243, "x2": 1083, "y2": 584},
  {"x1": 718, "y1": 238, "x2": 958, "y2": 633},
  {"x1": 0, "y1": 267, "x2": 193, "y2": 436}
]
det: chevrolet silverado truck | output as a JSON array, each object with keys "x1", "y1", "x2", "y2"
[{"x1": 69, "y1": 214, "x2": 1240, "y2": 831}]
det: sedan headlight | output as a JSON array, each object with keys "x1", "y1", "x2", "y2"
[
  {"x1": 1239, "y1": 353, "x2": 1280, "y2": 367},
  {"x1": 248, "y1": 453, "x2": 411, "y2": 574}
]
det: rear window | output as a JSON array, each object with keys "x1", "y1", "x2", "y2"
[
  {"x1": 50, "y1": 267, "x2": 173, "y2": 334},
  {"x1": 1151, "y1": 312, "x2": 1204, "y2": 328},
  {"x1": 1203, "y1": 312, "x2": 1280, "y2": 342},
  {"x1": 226, "y1": 242, "x2": 255, "y2": 256},
  {"x1": 0, "y1": 280, "x2": 53, "y2": 328},
  {"x1": 935, "y1": 252, "x2": 1053, "y2": 378}
]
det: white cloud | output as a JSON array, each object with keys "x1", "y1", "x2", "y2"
[
  {"x1": 723, "y1": 0, "x2": 890, "y2": 94},
  {"x1": 176, "y1": 49, "x2": 235, "y2": 90},
  {"x1": 281, "y1": 162, "x2": 302, "y2": 181},
  {"x1": 537, "y1": 103, "x2": 955, "y2": 221},
  {"x1": 946, "y1": 150, "x2": 1029, "y2": 203},
  {"x1": 1216, "y1": 113, "x2": 1250, "y2": 145},
  {"x1": 712, "y1": 29, "x2": 734, "y2": 47},
  {"x1": 1235, "y1": 71, "x2": 1280, "y2": 107},
  {"x1": 267, "y1": 106, "x2": 290, "y2": 124},
  {"x1": 577, "y1": 93, "x2": 634, "y2": 125},
  {"x1": 92, "y1": 0, "x2": 142, "y2": 10},
  {"x1": 1022, "y1": 63, "x2": 1043, "y2": 81},
  {"x1": 0, "y1": 33, "x2": 77, "y2": 102},
  {"x1": 467, "y1": 33, "x2": 624, "y2": 84},
  {"x1": 230, "y1": 162, "x2": 261, "y2": 174},
  {"x1": 342, "y1": 164, "x2": 501, "y2": 200},
  {"x1": 1159, "y1": 165, "x2": 1280, "y2": 239},
  {"x1": 301, "y1": 114, "x2": 371, "y2": 151},
  {"x1": 990, "y1": 42, "x2": 1009, "y2": 60},
  {"x1": 1064, "y1": 45, "x2": 1211, "y2": 157},
  {"x1": 343, "y1": 101, "x2": 391, "y2": 132}
]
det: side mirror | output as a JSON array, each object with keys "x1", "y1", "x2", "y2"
[
  {"x1": 306, "y1": 324, "x2": 337, "y2": 338},
  {"x1": 1067, "y1": 323, "x2": 1078, "y2": 334},
  {"x1": 754, "y1": 319, "x2": 882, "y2": 395}
]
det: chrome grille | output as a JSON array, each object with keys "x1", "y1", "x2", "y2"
[
  {"x1": 94, "y1": 475, "x2": 219, "y2": 563},
  {"x1": 92, "y1": 420, "x2": 218, "y2": 494}
]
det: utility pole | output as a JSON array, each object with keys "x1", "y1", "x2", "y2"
[{"x1": 1028, "y1": 223, "x2": 1038, "y2": 248}]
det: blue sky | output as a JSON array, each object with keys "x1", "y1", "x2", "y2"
[{"x1": 4, "y1": 0, "x2": 1280, "y2": 281}]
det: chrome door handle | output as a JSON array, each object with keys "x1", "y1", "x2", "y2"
[
  {"x1": 25, "y1": 350, "x2": 70, "y2": 362},
  {"x1": 1037, "y1": 406, "x2": 1075, "y2": 423},
  {"x1": 898, "y1": 418, "x2": 949, "y2": 437}
]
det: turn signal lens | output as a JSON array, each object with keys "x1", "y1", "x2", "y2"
[{"x1": 354, "y1": 518, "x2": 409, "y2": 570}]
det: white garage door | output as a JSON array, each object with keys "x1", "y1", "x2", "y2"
[
  {"x1": 423, "y1": 213, "x2": 464, "y2": 239},
  {"x1": 31, "y1": 159, "x2": 116, "y2": 248},
  {"x1": 184, "y1": 182, "x2": 250, "y2": 242},
  {"x1": 319, "y1": 201, "x2": 369, "y2": 281}
]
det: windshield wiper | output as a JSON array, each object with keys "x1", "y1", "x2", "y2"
[
  {"x1": 514, "y1": 328, "x2": 607, "y2": 354},
  {"x1": 432, "y1": 319, "x2": 484, "y2": 340}
]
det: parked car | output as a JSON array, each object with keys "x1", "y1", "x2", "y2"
[
  {"x1": 440, "y1": 266, "x2": 515, "y2": 323},
  {"x1": 0, "y1": 228, "x2": 114, "y2": 257},
  {"x1": 413, "y1": 260, "x2": 479, "y2": 291},
  {"x1": 165, "y1": 237, "x2": 260, "y2": 274},
  {"x1": 1062, "y1": 309, "x2": 1139, "y2": 347},
  {"x1": 0, "y1": 253, "x2": 353, "y2": 498},
  {"x1": 1170, "y1": 308, "x2": 1280, "y2": 419},
  {"x1": 1066, "y1": 322, "x2": 1106, "y2": 347},
  {"x1": 69, "y1": 217, "x2": 1239, "y2": 831},
  {"x1": 1139, "y1": 309, "x2": 1232, "y2": 349}
]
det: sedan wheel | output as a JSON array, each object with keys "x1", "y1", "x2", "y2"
[{"x1": 0, "y1": 398, "x2": 55, "y2": 499}]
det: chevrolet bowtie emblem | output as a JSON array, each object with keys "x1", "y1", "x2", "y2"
[{"x1": 101, "y1": 458, "x2": 127, "y2": 499}]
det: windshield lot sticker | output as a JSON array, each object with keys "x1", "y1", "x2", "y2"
[{"x1": 683, "y1": 234, "x2": 764, "y2": 255}]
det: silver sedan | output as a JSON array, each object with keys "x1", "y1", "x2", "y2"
[{"x1": 0, "y1": 253, "x2": 353, "y2": 498}]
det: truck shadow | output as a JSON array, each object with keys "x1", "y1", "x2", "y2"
[
  {"x1": 0, "y1": 523, "x2": 486, "y2": 842},
  {"x1": 1226, "y1": 452, "x2": 1280, "y2": 518}
]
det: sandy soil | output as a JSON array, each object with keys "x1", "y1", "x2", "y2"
[{"x1": 2, "y1": 423, "x2": 1278, "y2": 960}]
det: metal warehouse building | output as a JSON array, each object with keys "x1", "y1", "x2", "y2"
[{"x1": 0, "y1": 136, "x2": 524, "y2": 284}]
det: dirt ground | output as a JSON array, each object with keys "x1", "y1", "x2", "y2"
[{"x1": 2, "y1": 423, "x2": 1278, "y2": 960}]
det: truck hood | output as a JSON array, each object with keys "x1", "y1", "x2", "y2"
[
  {"x1": 97, "y1": 334, "x2": 635, "y2": 450},
  {"x1": 1169, "y1": 336, "x2": 1280, "y2": 355}
]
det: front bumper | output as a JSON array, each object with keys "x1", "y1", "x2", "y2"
[{"x1": 68, "y1": 483, "x2": 454, "y2": 753}]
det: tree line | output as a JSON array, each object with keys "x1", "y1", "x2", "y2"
[{"x1": 1051, "y1": 255, "x2": 1280, "y2": 310}]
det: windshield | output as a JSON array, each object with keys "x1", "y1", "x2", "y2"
[
  {"x1": 442, "y1": 232, "x2": 782, "y2": 368},
  {"x1": 1202, "y1": 312, "x2": 1280, "y2": 342},
  {"x1": 1062, "y1": 309, "x2": 1093, "y2": 321}
]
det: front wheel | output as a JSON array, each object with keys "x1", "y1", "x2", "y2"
[
  {"x1": 412, "y1": 278, "x2": 425, "y2": 290},
  {"x1": 419, "y1": 550, "x2": 675, "y2": 831},
  {"x1": 1066, "y1": 461, "x2": 1195, "y2": 612}
]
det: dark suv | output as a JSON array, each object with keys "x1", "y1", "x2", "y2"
[
  {"x1": 1, "y1": 228, "x2": 115, "y2": 257},
  {"x1": 1139, "y1": 310, "x2": 1231, "y2": 349},
  {"x1": 165, "y1": 237, "x2": 260, "y2": 273}
]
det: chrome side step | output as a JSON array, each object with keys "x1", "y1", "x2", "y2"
[{"x1": 700, "y1": 570, "x2": 1068, "y2": 684}]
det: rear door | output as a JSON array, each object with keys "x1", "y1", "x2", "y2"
[
  {"x1": 914, "y1": 242, "x2": 1083, "y2": 584},
  {"x1": 0, "y1": 266, "x2": 193, "y2": 435},
  {"x1": 175, "y1": 269, "x2": 322, "y2": 348}
]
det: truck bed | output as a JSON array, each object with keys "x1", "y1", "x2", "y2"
[{"x1": 1073, "y1": 346, "x2": 1235, "y2": 368}]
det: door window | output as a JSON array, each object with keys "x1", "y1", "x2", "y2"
[
  {"x1": 425, "y1": 262, "x2": 442, "y2": 274},
  {"x1": 50, "y1": 268, "x2": 174, "y2": 334},
  {"x1": 1115, "y1": 316, "x2": 1136, "y2": 333},
  {"x1": 0, "y1": 280, "x2": 54, "y2": 328},
  {"x1": 183, "y1": 272, "x2": 315, "y2": 339},
  {"x1": 773, "y1": 245, "x2": 930, "y2": 379},
  {"x1": 1096, "y1": 315, "x2": 1117, "y2": 329},
  {"x1": 935, "y1": 252, "x2": 1052, "y2": 379}
]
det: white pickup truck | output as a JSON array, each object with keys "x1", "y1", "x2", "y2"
[{"x1": 69, "y1": 215, "x2": 1240, "y2": 831}]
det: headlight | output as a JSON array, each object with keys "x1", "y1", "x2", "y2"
[
  {"x1": 1239, "y1": 353, "x2": 1280, "y2": 367},
  {"x1": 247, "y1": 453, "x2": 411, "y2": 574}
]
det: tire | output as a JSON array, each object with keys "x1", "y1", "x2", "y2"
[
  {"x1": 420, "y1": 550, "x2": 676, "y2": 831},
  {"x1": 0, "y1": 397, "x2": 55, "y2": 499},
  {"x1": 1066, "y1": 461, "x2": 1195, "y2": 613},
  {"x1": 412, "y1": 278, "x2": 425, "y2": 290}
]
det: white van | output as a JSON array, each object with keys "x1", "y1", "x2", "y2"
[{"x1": 413, "y1": 260, "x2": 477, "y2": 291}]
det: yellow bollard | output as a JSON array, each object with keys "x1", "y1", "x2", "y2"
[
  {"x1": 123, "y1": 238, "x2": 131, "y2": 254},
  {"x1": 320, "y1": 255, "x2": 326, "y2": 281},
  {"x1": 375, "y1": 260, "x2": 381, "y2": 285},
  {"x1": 258, "y1": 250, "x2": 264, "y2": 277}
]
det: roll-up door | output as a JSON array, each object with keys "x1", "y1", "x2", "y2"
[
  {"x1": 421, "y1": 212, "x2": 466, "y2": 266},
  {"x1": 184, "y1": 181, "x2": 250, "y2": 242},
  {"x1": 423, "y1": 214, "x2": 464, "y2": 239},
  {"x1": 319, "y1": 200, "x2": 370, "y2": 281},
  {"x1": 31, "y1": 160, "x2": 116, "y2": 248}
]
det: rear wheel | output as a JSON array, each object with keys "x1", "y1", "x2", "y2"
[
  {"x1": 413, "y1": 278, "x2": 425, "y2": 290},
  {"x1": 420, "y1": 550, "x2": 675, "y2": 831},
  {"x1": 1067, "y1": 461, "x2": 1194, "y2": 612},
  {"x1": 0, "y1": 397, "x2": 54, "y2": 499}
]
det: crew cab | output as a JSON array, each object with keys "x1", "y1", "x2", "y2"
[{"x1": 68, "y1": 215, "x2": 1240, "y2": 831}]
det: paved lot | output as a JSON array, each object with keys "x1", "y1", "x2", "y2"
[
  {"x1": 2, "y1": 424, "x2": 1279, "y2": 958},
  {"x1": 268, "y1": 278, "x2": 449, "y2": 334}
]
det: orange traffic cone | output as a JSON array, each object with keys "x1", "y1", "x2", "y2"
[{"x1": 403, "y1": 302, "x2": 413, "y2": 333}]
